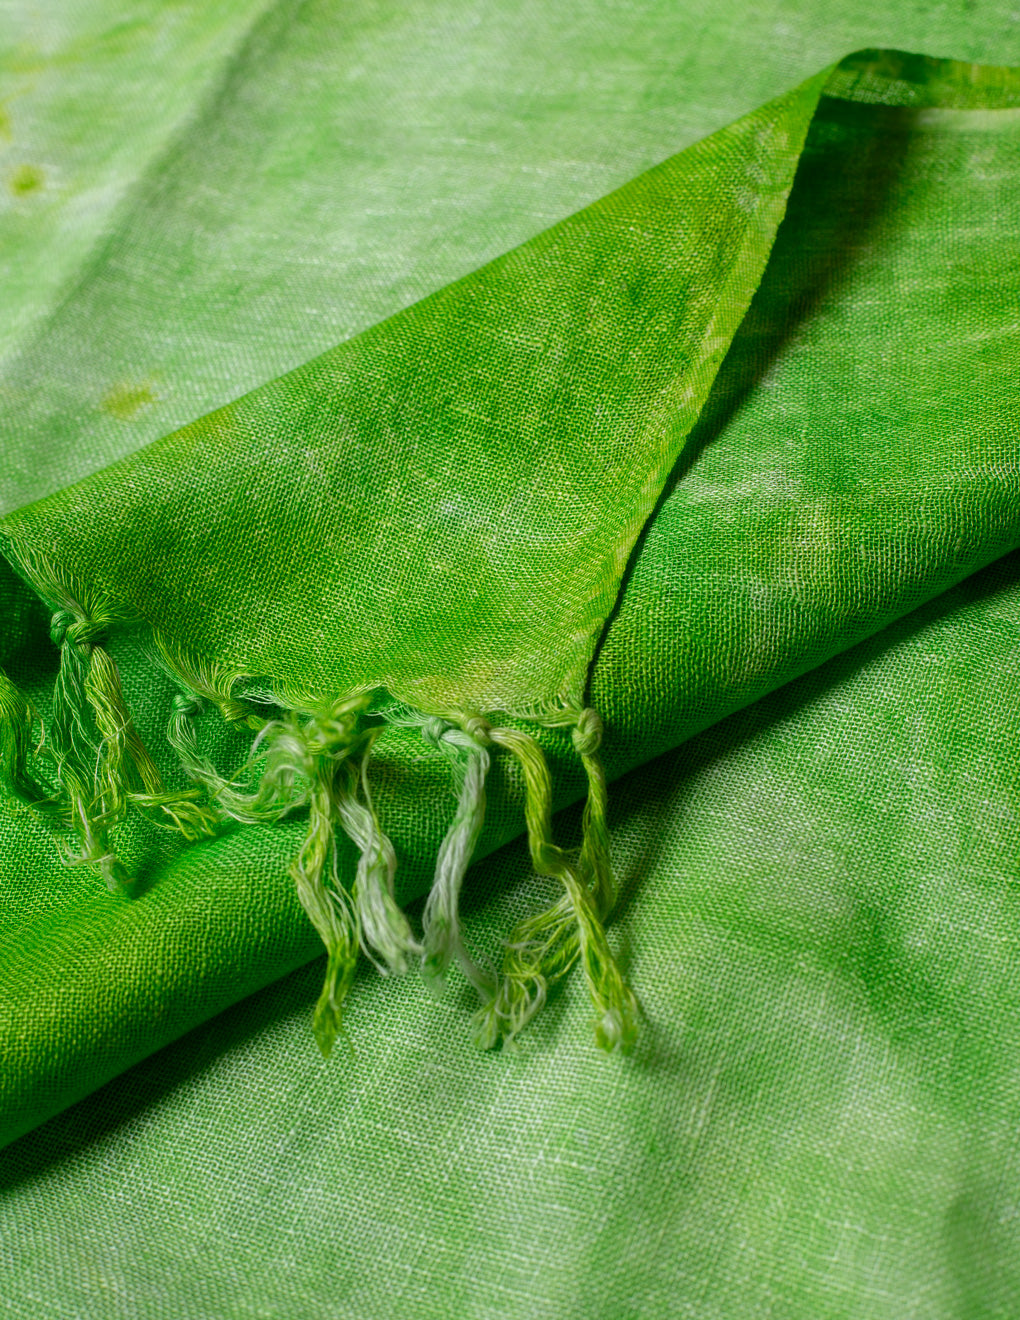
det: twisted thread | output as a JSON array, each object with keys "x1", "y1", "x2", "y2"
[
  {"x1": 332, "y1": 729, "x2": 420, "y2": 981},
  {"x1": 166, "y1": 685, "x2": 305, "y2": 826},
  {"x1": 292, "y1": 754, "x2": 360, "y2": 1058},
  {"x1": 0, "y1": 671, "x2": 51, "y2": 808},
  {"x1": 12, "y1": 543, "x2": 222, "y2": 888},
  {"x1": 473, "y1": 708, "x2": 636, "y2": 1053},
  {"x1": 420, "y1": 715, "x2": 495, "y2": 998},
  {"x1": 255, "y1": 694, "x2": 419, "y2": 1054}
]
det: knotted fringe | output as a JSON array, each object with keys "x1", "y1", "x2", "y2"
[
  {"x1": 387, "y1": 706, "x2": 636, "y2": 1052},
  {"x1": 162, "y1": 655, "x2": 308, "y2": 828},
  {"x1": 263, "y1": 697, "x2": 418, "y2": 1056},
  {"x1": 167, "y1": 689, "x2": 421, "y2": 1054},
  {"x1": 2, "y1": 546, "x2": 218, "y2": 890},
  {"x1": 470, "y1": 711, "x2": 637, "y2": 1053},
  {"x1": 0, "y1": 542, "x2": 637, "y2": 1055},
  {"x1": 385, "y1": 711, "x2": 496, "y2": 999}
]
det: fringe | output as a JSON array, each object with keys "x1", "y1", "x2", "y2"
[
  {"x1": 0, "y1": 541, "x2": 638, "y2": 1055},
  {"x1": 0, "y1": 671, "x2": 52, "y2": 808},
  {"x1": 385, "y1": 710, "x2": 496, "y2": 999},
  {"x1": 471, "y1": 712, "x2": 638, "y2": 1054}
]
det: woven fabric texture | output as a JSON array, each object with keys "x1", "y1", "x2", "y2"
[
  {"x1": 0, "y1": 3, "x2": 1018, "y2": 1316},
  {"x1": 2, "y1": 550, "x2": 1018, "y2": 1319}
]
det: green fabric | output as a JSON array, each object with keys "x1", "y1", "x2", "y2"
[
  {"x1": 2, "y1": 69, "x2": 826, "y2": 716},
  {"x1": 1, "y1": 3, "x2": 1019, "y2": 1315},
  {"x1": 4, "y1": 551, "x2": 1018, "y2": 1318}
]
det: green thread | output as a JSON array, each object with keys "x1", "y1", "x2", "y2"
[
  {"x1": 0, "y1": 541, "x2": 221, "y2": 886},
  {"x1": 1, "y1": 539, "x2": 634, "y2": 1053},
  {"x1": 0, "y1": 671, "x2": 51, "y2": 808},
  {"x1": 572, "y1": 708, "x2": 615, "y2": 920},
  {"x1": 151, "y1": 632, "x2": 267, "y2": 732},
  {"x1": 166, "y1": 690, "x2": 306, "y2": 826},
  {"x1": 48, "y1": 607, "x2": 217, "y2": 888},
  {"x1": 293, "y1": 754, "x2": 360, "y2": 1059},
  {"x1": 332, "y1": 737, "x2": 420, "y2": 978},
  {"x1": 403, "y1": 713, "x2": 496, "y2": 998},
  {"x1": 380, "y1": 708, "x2": 497, "y2": 998},
  {"x1": 256, "y1": 695, "x2": 418, "y2": 1052},
  {"x1": 170, "y1": 687, "x2": 417, "y2": 1043},
  {"x1": 47, "y1": 607, "x2": 128, "y2": 890},
  {"x1": 473, "y1": 710, "x2": 637, "y2": 1054},
  {"x1": 316, "y1": 702, "x2": 420, "y2": 974},
  {"x1": 84, "y1": 644, "x2": 217, "y2": 843},
  {"x1": 252, "y1": 698, "x2": 367, "y2": 1055}
]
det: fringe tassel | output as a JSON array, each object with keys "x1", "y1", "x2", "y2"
[
  {"x1": 391, "y1": 713, "x2": 496, "y2": 999},
  {"x1": 48, "y1": 608, "x2": 136, "y2": 890},
  {"x1": 290, "y1": 751, "x2": 360, "y2": 1058},
  {"x1": 166, "y1": 691, "x2": 307, "y2": 826},
  {"x1": 252, "y1": 695, "x2": 420, "y2": 1053},
  {"x1": 82, "y1": 639, "x2": 218, "y2": 841},
  {"x1": 2, "y1": 541, "x2": 637, "y2": 1054},
  {"x1": 472, "y1": 709, "x2": 638, "y2": 1054},
  {"x1": 157, "y1": 639, "x2": 313, "y2": 827},
  {"x1": 47, "y1": 608, "x2": 218, "y2": 889},
  {"x1": 248, "y1": 698, "x2": 369, "y2": 1055},
  {"x1": 573, "y1": 709, "x2": 616, "y2": 920},
  {"x1": 332, "y1": 743, "x2": 420, "y2": 979}
]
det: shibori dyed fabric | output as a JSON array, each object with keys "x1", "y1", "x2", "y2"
[
  {"x1": 1, "y1": 6, "x2": 1019, "y2": 1316},
  {"x1": 0, "y1": 58, "x2": 831, "y2": 1067}
]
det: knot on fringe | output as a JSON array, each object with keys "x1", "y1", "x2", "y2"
[
  {"x1": 266, "y1": 695, "x2": 421, "y2": 1056},
  {"x1": 419, "y1": 715, "x2": 451, "y2": 749},
  {"x1": 49, "y1": 608, "x2": 108, "y2": 651},
  {"x1": 462, "y1": 715, "x2": 493, "y2": 747},
  {"x1": 389, "y1": 703, "x2": 636, "y2": 1052},
  {"x1": 470, "y1": 708, "x2": 637, "y2": 1055},
  {"x1": 3, "y1": 540, "x2": 638, "y2": 1058},
  {"x1": 571, "y1": 707, "x2": 602, "y2": 757},
  {"x1": 7, "y1": 552, "x2": 221, "y2": 891}
]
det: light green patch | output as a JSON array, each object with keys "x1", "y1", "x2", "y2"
[{"x1": 101, "y1": 381, "x2": 157, "y2": 420}]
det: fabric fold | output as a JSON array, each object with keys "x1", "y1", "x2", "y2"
[{"x1": 1, "y1": 47, "x2": 1018, "y2": 1148}]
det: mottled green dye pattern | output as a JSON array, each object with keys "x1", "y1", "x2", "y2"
[
  {"x1": 7, "y1": 163, "x2": 42, "y2": 195},
  {"x1": 1, "y1": 37, "x2": 1018, "y2": 1142},
  {"x1": 593, "y1": 91, "x2": 1020, "y2": 766},
  {"x1": 0, "y1": 1, "x2": 273, "y2": 367},
  {"x1": 99, "y1": 381, "x2": 157, "y2": 420},
  {"x1": 2, "y1": 73, "x2": 828, "y2": 717},
  {"x1": 4, "y1": 550, "x2": 1018, "y2": 1319},
  {"x1": 0, "y1": 10, "x2": 1019, "y2": 1318},
  {"x1": 9, "y1": 53, "x2": 1016, "y2": 723},
  {"x1": 0, "y1": 67, "x2": 834, "y2": 1075},
  {"x1": 4, "y1": 2, "x2": 1018, "y2": 515}
]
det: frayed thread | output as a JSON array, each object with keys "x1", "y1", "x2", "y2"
[
  {"x1": 246, "y1": 696, "x2": 421, "y2": 1054},
  {"x1": 379, "y1": 705, "x2": 635, "y2": 1052},
  {"x1": 470, "y1": 709, "x2": 638, "y2": 1054},
  {"x1": 387, "y1": 710, "x2": 497, "y2": 1000},
  {"x1": 0, "y1": 540, "x2": 637, "y2": 1055},
  {"x1": 4, "y1": 542, "x2": 219, "y2": 890},
  {"x1": 0, "y1": 672, "x2": 52, "y2": 808}
]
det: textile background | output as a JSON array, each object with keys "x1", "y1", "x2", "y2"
[{"x1": 1, "y1": 3, "x2": 1018, "y2": 1317}]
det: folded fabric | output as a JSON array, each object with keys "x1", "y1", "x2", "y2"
[
  {"x1": 4, "y1": 546, "x2": 1017, "y2": 1317},
  {"x1": 1, "y1": 45, "x2": 1018, "y2": 1152}
]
